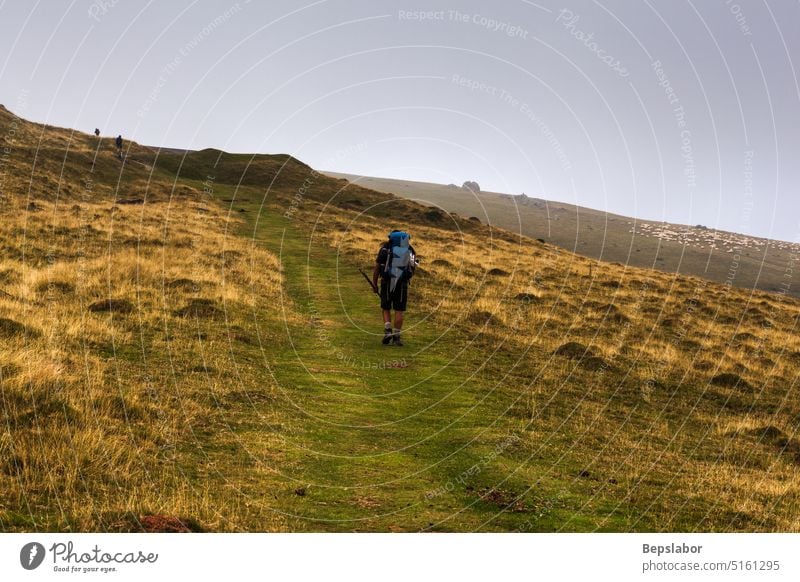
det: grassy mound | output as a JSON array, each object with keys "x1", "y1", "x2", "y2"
[{"x1": 2, "y1": 106, "x2": 800, "y2": 533}]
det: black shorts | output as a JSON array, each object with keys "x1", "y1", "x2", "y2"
[{"x1": 380, "y1": 278, "x2": 408, "y2": 311}]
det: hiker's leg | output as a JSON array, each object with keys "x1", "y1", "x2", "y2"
[
  {"x1": 380, "y1": 279, "x2": 391, "y2": 324},
  {"x1": 391, "y1": 282, "x2": 407, "y2": 344},
  {"x1": 380, "y1": 279, "x2": 394, "y2": 343},
  {"x1": 381, "y1": 310, "x2": 393, "y2": 344},
  {"x1": 395, "y1": 282, "x2": 408, "y2": 330},
  {"x1": 392, "y1": 310, "x2": 405, "y2": 346}
]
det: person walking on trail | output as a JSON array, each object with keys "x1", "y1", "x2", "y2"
[
  {"x1": 373, "y1": 230, "x2": 417, "y2": 346},
  {"x1": 115, "y1": 134, "x2": 123, "y2": 159},
  {"x1": 94, "y1": 128, "x2": 100, "y2": 137}
]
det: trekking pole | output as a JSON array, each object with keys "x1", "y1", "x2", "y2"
[{"x1": 358, "y1": 268, "x2": 379, "y2": 295}]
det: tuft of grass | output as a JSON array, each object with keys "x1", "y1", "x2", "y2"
[{"x1": 3, "y1": 106, "x2": 800, "y2": 533}]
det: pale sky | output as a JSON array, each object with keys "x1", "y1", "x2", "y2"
[{"x1": 1, "y1": 0, "x2": 798, "y2": 241}]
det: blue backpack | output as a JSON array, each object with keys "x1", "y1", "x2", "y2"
[{"x1": 384, "y1": 231, "x2": 414, "y2": 291}]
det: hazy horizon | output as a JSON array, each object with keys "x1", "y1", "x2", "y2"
[
  {"x1": 1, "y1": 0, "x2": 798, "y2": 242},
  {"x1": 321, "y1": 168, "x2": 800, "y2": 245}
]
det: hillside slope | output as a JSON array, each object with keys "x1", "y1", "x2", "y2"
[
  {"x1": 325, "y1": 172, "x2": 799, "y2": 298},
  {"x1": 1, "y1": 106, "x2": 800, "y2": 532}
]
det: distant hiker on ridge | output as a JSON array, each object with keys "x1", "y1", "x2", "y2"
[
  {"x1": 373, "y1": 230, "x2": 417, "y2": 346},
  {"x1": 94, "y1": 128, "x2": 100, "y2": 137},
  {"x1": 115, "y1": 134, "x2": 123, "y2": 159}
]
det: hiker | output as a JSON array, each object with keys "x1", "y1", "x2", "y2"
[
  {"x1": 94, "y1": 128, "x2": 100, "y2": 137},
  {"x1": 373, "y1": 230, "x2": 417, "y2": 346},
  {"x1": 115, "y1": 134, "x2": 123, "y2": 159}
]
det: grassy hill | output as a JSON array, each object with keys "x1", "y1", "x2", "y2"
[
  {"x1": 1, "y1": 105, "x2": 800, "y2": 532},
  {"x1": 325, "y1": 172, "x2": 800, "y2": 298}
]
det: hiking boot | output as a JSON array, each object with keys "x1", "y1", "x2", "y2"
[
  {"x1": 392, "y1": 333, "x2": 404, "y2": 347},
  {"x1": 382, "y1": 328, "x2": 394, "y2": 345}
]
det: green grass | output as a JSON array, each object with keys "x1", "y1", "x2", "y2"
[
  {"x1": 3, "y1": 105, "x2": 800, "y2": 532},
  {"x1": 222, "y1": 195, "x2": 572, "y2": 531}
]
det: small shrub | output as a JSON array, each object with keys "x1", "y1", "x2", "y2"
[
  {"x1": 554, "y1": 342, "x2": 593, "y2": 360},
  {"x1": 0, "y1": 318, "x2": 39, "y2": 338},
  {"x1": 88, "y1": 299, "x2": 134, "y2": 314},
  {"x1": 467, "y1": 310, "x2": 498, "y2": 326},
  {"x1": 175, "y1": 298, "x2": 224, "y2": 319},
  {"x1": 424, "y1": 209, "x2": 443, "y2": 222},
  {"x1": 581, "y1": 356, "x2": 610, "y2": 372},
  {"x1": 711, "y1": 373, "x2": 753, "y2": 391}
]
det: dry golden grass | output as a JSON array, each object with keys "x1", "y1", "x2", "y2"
[
  {"x1": 1, "y1": 123, "x2": 291, "y2": 530},
  {"x1": 4, "y1": 105, "x2": 800, "y2": 531},
  {"x1": 320, "y1": 205, "x2": 800, "y2": 382},
  {"x1": 294, "y1": 199, "x2": 800, "y2": 530}
]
